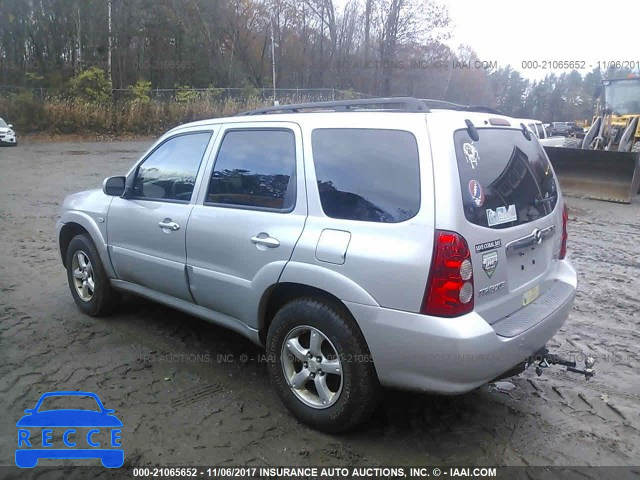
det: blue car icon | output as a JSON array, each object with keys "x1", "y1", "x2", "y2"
[{"x1": 16, "y1": 391, "x2": 123, "y2": 468}]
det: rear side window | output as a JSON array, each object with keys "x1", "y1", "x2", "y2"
[
  {"x1": 206, "y1": 129, "x2": 296, "y2": 211},
  {"x1": 455, "y1": 128, "x2": 558, "y2": 229},
  {"x1": 311, "y1": 129, "x2": 420, "y2": 223}
]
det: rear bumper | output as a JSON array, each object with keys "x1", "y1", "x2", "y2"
[{"x1": 348, "y1": 259, "x2": 577, "y2": 394}]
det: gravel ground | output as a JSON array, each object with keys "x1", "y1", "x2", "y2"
[{"x1": 1, "y1": 141, "x2": 639, "y2": 472}]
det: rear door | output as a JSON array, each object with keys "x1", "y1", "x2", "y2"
[
  {"x1": 456, "y1": 127, "x2": 564, "y2": 321},
  {"x1": 185, "y1": 122, "x2": 307, "y2": 329},
  {"x1": 428, "y1": 113, "x2": 565, "y2": 323}
]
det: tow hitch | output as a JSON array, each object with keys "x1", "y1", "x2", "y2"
[{"x1": 528, "y1": 348, "x2": 596, "y2": 380}]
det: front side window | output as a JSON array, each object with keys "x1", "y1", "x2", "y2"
[
  {"x1": 134, "y1": 132, "x2": 212, "y2": 201},
  {"x1": 311, "y1": 128, "x2": 420, "y2": 223},
  {"x1": 206, "y1": 129, "x2": 296, "y2": 211}
]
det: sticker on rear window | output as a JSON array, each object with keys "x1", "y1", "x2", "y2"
[
  {"x1": 468, "y1": 180, "x2": 485, "y2": 207},
  {"x1": 486, "y1": 205, "x2": 517, "y2": 226},
  {"x1": 462, "y1": 142, "x2": 479, "y2": 169}
]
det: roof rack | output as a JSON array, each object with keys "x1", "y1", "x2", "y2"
[
  {"x1": 421, "y1": 99, "x2": 503, "y2": 115},
  {"x1": 238, "y1": 96, "x2": 503, "y2": 116},
  {"x1": 239, "y1": 97, "x2": 429, "y2": 115}
]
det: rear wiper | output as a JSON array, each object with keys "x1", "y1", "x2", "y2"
[{"x1": 534, "y1": 195, "x2": 557, "y2": 206}]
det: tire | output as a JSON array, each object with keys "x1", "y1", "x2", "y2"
[
  {"x1": 65, "y1": 233, "x2": 118, "y2": 316},
  {"x1": 266, "y1": 298, "x2": 379, "y2": 433},
  {"x1": 562, "y1": 137, "x2": 581, "y2": 149}
]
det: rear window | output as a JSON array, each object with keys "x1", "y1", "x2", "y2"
[
  {"x1": 455, "y1": 128, "x2": 558, "y2": 229},
  {"x1": 312, "y1": 129, "x2": 420, "y2": 223}
]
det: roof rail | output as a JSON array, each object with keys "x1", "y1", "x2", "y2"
[
  {"x1": 421, "y1": 98, "x2": 503, "y2": 115},
  {"x1": 239, "y1": 97, "x2": 430, "y2": 116}
]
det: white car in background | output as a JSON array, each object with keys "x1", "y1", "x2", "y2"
[
  {"x1": 517, "y1": 118, "x2": 565, "y2": 147},
  {"x1": 0, "y1": 117, "x2": 17, "y2": 146}
]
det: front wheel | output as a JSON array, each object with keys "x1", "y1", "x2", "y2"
[
  {"x1": 266, "y1": 298, "x2": 379, "y2": 432},
  {"x1": 65, "y1": 233, "x2": 118, "y2": 316}
]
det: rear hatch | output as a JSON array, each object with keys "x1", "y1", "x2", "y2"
[{"x1": 428, "y1": 113, "x2": 565, "y2": 324}]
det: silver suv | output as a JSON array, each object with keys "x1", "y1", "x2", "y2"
[{"x1": 57, "y1": 98, "x2": 577, "y2": 432}]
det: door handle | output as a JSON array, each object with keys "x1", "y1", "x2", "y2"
[
  {"x1": 250, "y1": 234, "x2": 280, "y2": 248},
  {"x1": 505, "y1": 225, "x2": 554, "y2": 252},
  {"x1": 158, "y1": 219, "x2": 180, "y2": 231}
]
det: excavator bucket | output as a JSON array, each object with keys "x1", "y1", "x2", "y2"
[{"x1": 544, "y1": 146, "x2": 640, "y2": 204}]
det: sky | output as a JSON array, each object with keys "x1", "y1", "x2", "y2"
[{"x1": 442, "y1": 0, "x2": 639, "y2": 80}]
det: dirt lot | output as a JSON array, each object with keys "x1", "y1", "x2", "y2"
[{"x1": 1, "y1": 141, "x2": 639, "y2": 471}]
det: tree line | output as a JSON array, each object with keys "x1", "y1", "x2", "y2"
[{"x1": 0, "y1": 0, "x2": 635, "y2": 122}]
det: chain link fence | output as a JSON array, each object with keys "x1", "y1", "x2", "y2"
[
  {"x1": 0, "y1": 85, "x2": 371, "y2": 104},
  {"x1": 112, "y1": 87, "x2": 370, "y2": 103}
]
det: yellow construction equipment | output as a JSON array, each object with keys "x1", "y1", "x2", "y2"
[{"x1": 544, "y1": 76, "x2": 640, "y2": 203}]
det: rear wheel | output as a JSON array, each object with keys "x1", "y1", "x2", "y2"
[
  {"x1": 266, "y1": 298, "x2": 379, "y2": 432},
  {"x1": 65, "y1": 234, "x2": 118, "y2": 316}
]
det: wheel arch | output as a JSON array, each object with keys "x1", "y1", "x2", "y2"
[
  {"x1": 257, "y1": 282, "x2": 371, "y2": 349},
  {"x1": 58, "y1": 212, "x2": 115, "y2": 278},
  {"x1": 59, "y1": 222, "x2": 89, "y2": 267}
]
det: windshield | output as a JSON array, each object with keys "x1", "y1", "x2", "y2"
[
  {"x1": 604, "y1": 80, "x2": 640, "y2": 115},
  {"x1": 0, "y1": 118, "x2": 7, "y2": 128}
]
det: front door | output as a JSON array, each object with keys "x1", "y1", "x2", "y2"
[{"x1": 107, "y1": 130, "x2": 214, "y2": 301}]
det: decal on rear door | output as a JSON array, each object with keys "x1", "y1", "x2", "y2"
[
  {"x1": 475, "y1": 239, "x2": 502, "y2": 253},
  {"x1": 482, "y1": 251, "x2": 498, "y2": 278}
]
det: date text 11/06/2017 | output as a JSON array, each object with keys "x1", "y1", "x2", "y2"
[{"x1": 521, "y1": 60, "x2": 639, "y2": 70}]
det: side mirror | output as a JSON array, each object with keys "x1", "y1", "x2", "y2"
[
  {"x1": 24, "y1": 409, "x2": 34, "y2": 414},
  {"x1": 8, "y1": 124, "x2": 13, "y2": 129},
  {"x1": 103, "y1": 176, "x2": 127, "y2": 197}
]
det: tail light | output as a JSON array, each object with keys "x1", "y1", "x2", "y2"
[
  {"x1": 559, "y1": 204, "x2": 569, "y2": 259},
  {"x1": 421, "y1": 230, "x2": 474, "y2": 317}
]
